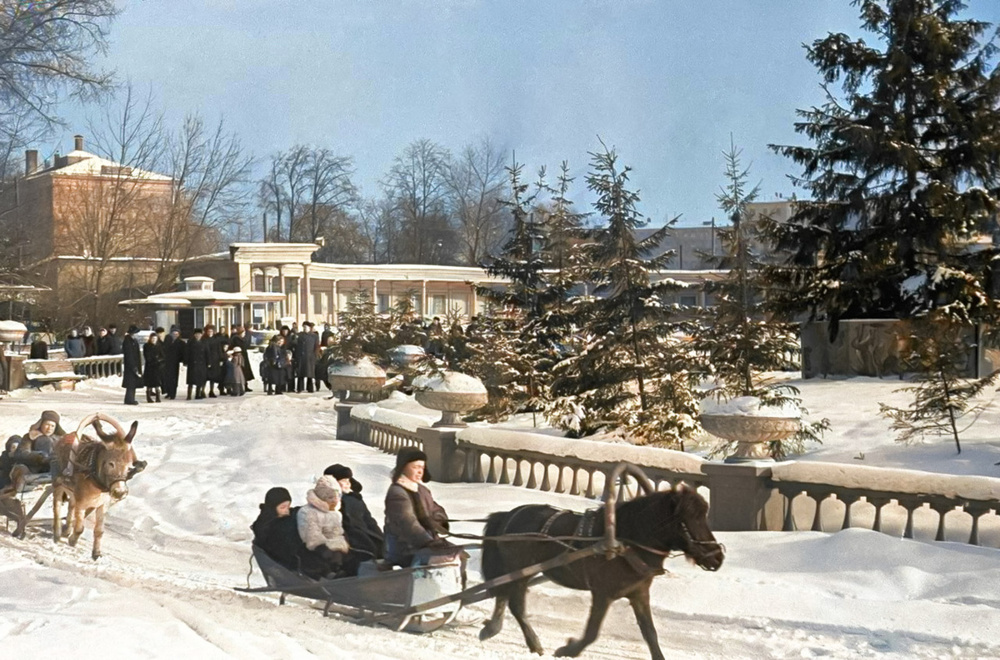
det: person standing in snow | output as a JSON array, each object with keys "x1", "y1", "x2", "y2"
[
  {"x1": 142, "y1": 331, "x2": 165, "y2": 403},
  {"x1": 64, "y1": 329, "x2": 85, "y2": 358},
  {"x1": 162, "y1": 326, "x2": 184, "y2": 400},
  {"x1": 296, "y1": 475, "x2": 351, "y2": 579},
  {"x1": 121, "y1": 325, "x2": 143, "y2": 406},
  {"x1": 185, "y1": 327, "x2": 210, "y2": 400},
  {"x1": 294, "y1": 320, "x2": 319, "y2": 393}
]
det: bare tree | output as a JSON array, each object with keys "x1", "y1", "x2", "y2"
[
  {"x1": 148, "y1": 114, "x2": 254, "y2": 290},
  {"x1": 448, "y1": 137, "x2": 508, "y2": 265},
  {"x1": 290, "y1": 147, "x2": 356, "y2": 243},
  {"x1": 62, "y1": 85, "x2": 166, "y2": 320},
  {"x1": 383, "y1": 139, "x2": 456, "y2": 264},
  {"x1": 0, "y1": 0, "x2": 117, "y2": 128}
]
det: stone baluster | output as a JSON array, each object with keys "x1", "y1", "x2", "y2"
[
  {"x1": 569, "y1": 467, "x2": 581, "y2": 496},
  {"x1": 540, "y1": 463, "x2": 553, "y2": 492},
  {"x1": 499, "y1": 456, "x2": 512, "y2": 485},
  {"x1": 903, "y1": 502, "x2": 917, "y2": 539},
  {"x1": 841, "y1": 493, "x2": 862, "y2": 530},
  {"x1": 585, "y1": 469, "x2": 598, "y2": 499},
  {"x1": 868, "y1": 496, "x2": 891, "y2": 533},
  {"x1": 554, "y1": 465, "x2": 569, "y2": 494},
  {"x1": 485, "y1": 454, "x2": 499, "y2": 483},
  {"x1": 966, "y1": 504, "x2": 990, "y2": 546}
]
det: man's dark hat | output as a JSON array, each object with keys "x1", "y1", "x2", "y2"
[
  {"x1": 127, "y1": 325, "x2": 140, "y2": 335},
  {"x1": 324, "y1": 463, "x2": 353, "y2": 481},
  {"x1": 262, "y1": 486, "x2": 292, "y2": 510},
  {"x1": 394, "y1": 447, "x2": 430, "y2": 482}
]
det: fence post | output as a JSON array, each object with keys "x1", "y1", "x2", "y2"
[
  {"x1": 335, "y1": 402, "x2": 362, "y2": 443},
  {"x1": 701, "y1": 462, "x2": 784, "y2": 532},
  {"x1": 417, "y1": 426, "x2": 465, "y2": 483}
]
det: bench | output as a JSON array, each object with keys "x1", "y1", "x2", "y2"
[{"x1": 23, "y1": 358, "x2": 87, "y2": 390}]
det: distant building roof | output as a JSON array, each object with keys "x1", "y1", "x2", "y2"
[{"x1": 37, "y1": 149, "x2": 172, "y2": 182}]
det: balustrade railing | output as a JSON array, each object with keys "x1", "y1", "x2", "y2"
[
  {"x1": 356, "y1": 418, "x2": 422, "y2": 456},
  {"x1": 338, "y1": 402, "x2": 1000, "y2": 549},
  {"x1": 69, "y1": 355, "x2": 124, "y2": 378},
  {"x1": 770, "y1": 462, "x2": 1000, "y2": 547},
  {"x1": 454, "y1": 428, "x2": 708, "y2": 503}
]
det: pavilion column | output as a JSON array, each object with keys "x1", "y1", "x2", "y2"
[
  {"x1": 332, "y1": 279, "x2": 339, "y2": 326},
  {"x1": 421, "y1": 280, "x2": 428, "y2": 319},
  {"x1": 471, "y1": 284, "x2": 478, "y2": 318},
  {"x1": 373, "y1": 279, "x2": 379, "y2": 309},
  {"x1": 302, "y1": 263, "x2": 311, "y2": 322},
  {"x1": 278, "y1": 267, "x2": 287, "y2": 321}
]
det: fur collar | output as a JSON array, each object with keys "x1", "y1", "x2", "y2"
[
  {"x1": 306, "y1": 489, "x2": 339, "y2": 511},
  {"x1": 396, "y1": 475, "x2": 420, "y2": 493}
]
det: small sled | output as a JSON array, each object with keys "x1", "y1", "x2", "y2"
[
  {"x1": 243, "y1": 545, "x2": 464, "y2": 632},
  {"x1": 0, "y1": 471, "x2": 53, "y2": 539}
]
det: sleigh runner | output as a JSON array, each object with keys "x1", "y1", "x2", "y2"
[{"x1": 0, "y1": 471, "x2": 53, "y2": 539}]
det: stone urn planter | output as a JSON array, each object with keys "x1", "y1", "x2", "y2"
[
  {"x1": 413, "y1": 371, "x2": 488, "y2": 427},
  {"x1": 0, "y1": 320, "x2": 27, "y2": 344},
  {"x1": 700, "y1": 396, "x2": 801, "y2": 461},
  {"x1": 327, "y1": 357, "x2": 386, "y2": 402}
]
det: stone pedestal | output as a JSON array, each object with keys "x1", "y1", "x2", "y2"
[
  {"x1": 417, "y1": 426, "x2": 465, "y2": 483},
  {"x1": 335, "y1": 402, "x2": 363, "y2": 443},
  {"x1": 701, "y1": 462, "x2": 784, "y2": 532}
]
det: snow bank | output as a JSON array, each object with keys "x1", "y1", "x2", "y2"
[
  {"x1": 329, "y1": 356, "x2": 385, "y2": 378},
  {"x1": 772, "y1": 461, "x2": 1000, "y2": 502},
  {"x1": 701, "y1": 395, "x2": 801, "y2": 418},
  {"x1": 457, "y1": 426, "x2": 705, "y2": 475},
  {"x1": 350, "y1": 391, "x2": 437, "y2": 432}
]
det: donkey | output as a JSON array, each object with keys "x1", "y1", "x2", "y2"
[
  {"x1": 52, "y1": 413, "x2": 144, "y2": 560},
  {"x1": 479, "y1": 484, "x2": 724, "y2": 660}
]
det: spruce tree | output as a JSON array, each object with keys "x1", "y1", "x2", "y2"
[
  {"x1": 548, "y1": 144, "x2": 700, "y2": 444},
  {"x1": 333, "y1": 290, "x2": 391, "y2": 363},
  {"x1": 879, "y1": 311, "x2": 999, "y2": 454},
  {"x1": 764, "y1": 0, "x2": 1000, "y2": 333},
  {"x1": 693, "y1": 141, "x2": 828, "y2": 457}
]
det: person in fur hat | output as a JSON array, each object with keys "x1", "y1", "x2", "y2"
[
  {"x1": 251, "y1": 486, "x2": 307, "y2": 572},
  {"x1": 0, "y1": 410, "x2": 65, "y2": 488},
  {"x1": 383, "y1": 448, "x2": 454, "y2": 568},
  {"x1": 296, "y1": 475, "x2": 351, "y2": 579},
  {"x1": 324, "y1": 464, "x2": 385, "y2": 561}
]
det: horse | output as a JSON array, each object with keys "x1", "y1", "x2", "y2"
[
  {"x1": 52, "y1": 413, "x2": 143, "y2": 560},
  {"x1": 479, "y1": 483, "x2": 724, "y2": 660}
]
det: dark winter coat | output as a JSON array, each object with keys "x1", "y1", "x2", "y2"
[
  {"x1": 29, "y1": 340, "x2": 48, "y2": 360},
  {"x1": 263, "y1": 343, "x2": 287, "y2": 387},
  {"x1": 185, "y1": 337, "x2": 210, "y2": 386},
  {"x1": 97, "y1": 334, "x2": 111, "y2": 355},
  {"x1": 108, "y1": 331, "x2": 124, "y2": 355},
  {"x1": 82, "y1": 335, "x2": 96, "y2": 356},
  {"x1": 294, "y1": 331, "x2": 319, "y2": 378},
  {"x1": 163, "y1": 336, "x2": 185, "y2": 395},
  {"x1": 65, "y1": 336, "x2": 86, "y2": 358},
  {"x1": 228, "y1": 333, "x2": 255, "y2": 383},
  {"x1": 206, "y1": 334, "x2": 227, "y2": 383},
  {"x1": 142, "y1": 341, "x2": 166, "y2": 388},
  {"x1": 384, "y1": 481, "x2": 449, "y2": 566},
  {"x1": 252, "y1": 506, "x2": 308, "y2": 573},
  {"x1": 342, "y1": 490, "x2": 385, "y2": 560},
  {"x1": 121, "y1": 334, "x2": 143, "y2": 389}
]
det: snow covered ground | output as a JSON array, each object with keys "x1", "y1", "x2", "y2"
[{"x1": 1, "y1": 373, "x2": 1000, "y2": 659}]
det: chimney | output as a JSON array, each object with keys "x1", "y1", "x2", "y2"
[
  {"x1": 74, "y1": 134, "x2": 84, "y2": 151},
  {"x1": 25, "y1": 149, "x2": 38, "y2": 175}
]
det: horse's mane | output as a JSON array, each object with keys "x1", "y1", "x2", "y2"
[{"x1": 606, "y1": 487, "x2": 707, "y2": 544}]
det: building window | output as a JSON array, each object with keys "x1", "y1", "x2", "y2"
[
  {"x1": 432, "y1": 295, "x2": 446, "y2": 316},
  {"x1": 313, "y1": 291, "x2": 324, "y2": 315},
  {"x1": 378, "y1": 294, "x2": 390, "y2": 313},
  {"x1": 680, "y1": 295, "x2": 698, "y2": 307}
]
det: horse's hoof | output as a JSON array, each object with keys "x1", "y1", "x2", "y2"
[
  {"x1": 554, "y1": 640, "x2": 581, "y2": 657},
  {"x1": 479, "y1": 625, "x2": 499, "y2": 641},
  {"x1": 91, "y1": 553, "x2": 101, "y2": 561}
]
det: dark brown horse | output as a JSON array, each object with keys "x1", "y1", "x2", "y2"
[{"x1": 479, "y1": 484, "x2": 724, "y2": 660}]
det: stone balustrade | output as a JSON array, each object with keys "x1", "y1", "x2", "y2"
[
  {"x1": 338, "y1": 402, "x2": 1000, "y2": 548},
  {"x1": 69, "y1": 355, "x2": 124, "y2": 378}
]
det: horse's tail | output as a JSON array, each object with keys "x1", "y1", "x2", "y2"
[{"x1": 481, "y1": 510, "x2": 511, "y2": 581}]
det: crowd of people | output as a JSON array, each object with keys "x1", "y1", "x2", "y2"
[{"x1": 251, "y1": 449, "x2": 464, "y2": 581}]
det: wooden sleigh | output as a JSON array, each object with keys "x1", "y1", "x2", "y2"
[
  {"x1": 0, "y1": 471, "x2": 53, "y2": 539},
  {"x1": 243, "y1": 545, "x2": 466, "y2": 632}
]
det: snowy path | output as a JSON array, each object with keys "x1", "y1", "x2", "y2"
[{"x1": 0, "y1": 377, "x2": 999, "y2": 658}]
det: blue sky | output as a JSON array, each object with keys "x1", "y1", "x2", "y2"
[{"x1": 57, "y1": 0, "x2": 1000, "y2": 227}]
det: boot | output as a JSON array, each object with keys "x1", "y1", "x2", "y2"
[
  {"x1": 146, "y1": 388, "x2": 153, "y2": 403},
  {"x1": 187, "y1": 386, "x2": 193, "y2": 401},
  {"x1": 155, "y1": 388, "x2": 162, "y2": 403},
  {"x1": 208, "y1": 385, "x2": 217, "y2": 398},
  {"x1": 196, "y1": 387, "x2": 206, "y2": 400}
]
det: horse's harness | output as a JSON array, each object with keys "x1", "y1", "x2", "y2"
[{"x1": 68, "y1": 442, "x2": 127, "y2": 493}]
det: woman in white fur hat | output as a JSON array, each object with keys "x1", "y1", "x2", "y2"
[{"x1": 296, "y1": 475, "x2": 351, "y2": 579}]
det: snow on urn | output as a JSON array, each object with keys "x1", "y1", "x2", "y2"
[
  {"x1": 700, "y1": 396, "x2": 801, "y2": 461},
  {"x1": 327, "y1": 357, "x2": 387, "y2": 402},
  {"x1": 389, "y1": 344, "x2": 426, "y2": 369},
  {"x1": 413, "y1": 371, "x2": 488, "y2": 427},
  {"x1": 0, "y1": 320, "x2": 27, "y2": 343}
]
